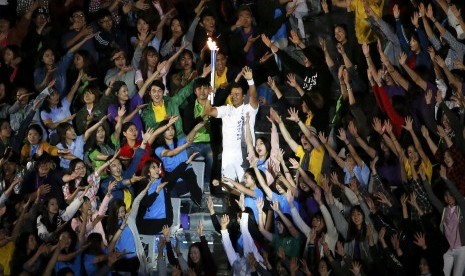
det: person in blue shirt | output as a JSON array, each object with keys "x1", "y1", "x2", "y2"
[
  {"x1": 137, "y1": 152, "x2": 198, "y2": 235},
  {"x1": 221, "y1": 168, "x2": 266, "y2": 223},
  {"x1": 154, "y1": 119, "x2": 205, "y2": 206}
]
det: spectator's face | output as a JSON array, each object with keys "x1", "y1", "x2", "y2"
[
  {"x1": 345, "y1": 156, "x2": 355, "y2": 170},
  {"x1": 42, "y1": 49, "x2": 55, "y2": 66},
  {"x1": 442, "y1": 115, "x2": 451, "y2": 131},
  {"x1": 407, "y1": 146, "x2": 419, "y2": 163},
  {"x1": 96, "y1": 126, "x2": 105, "y2": 143},
  {"x1": 444, "y1": 190, "x2": 456, "y2": 206},
  {"x1": 34, "y1": 14, "x2": 47, "y2": 28},
  {"x1": 74, "y1": 54, "x2": 84, "y2": 70},
  {"x1": 114, "y1": 55, "x2": 126, "y2": 69},
  {"x1": 334, "y1": 26, "x2": 346, "y2": 43},
  {"x1": 444, "y1": 151, "x2": 454, "y2": 168},
  {"x1": 300, "y1": 134, "x2": 311, "y2": 150},
  {"x1": 16, "y1": 88, "x2": 30, "y2": 106},
  {"x1": 180, "y1": 53, "x2": 193, "y2": 70},
  {"x1": 276, "y1": 220, "x2": 284, "y2": 234},
  {"x1": 0, "y1": 19, "x2": 10, "y2": 33},
  {"x1": 351, "y1": 209, "x2": 363, "y2": 227},
  {"x1": 3, "y1": 161, "x2": 16, "y2": 175},
  {"x1": 118, "y1": 206, "x2": 126, "y2": 220},
  {"x1": 230, "y1": 88, "x2": 245, "y2": 107},
  {"x1": 163, "y1": 125, "x2": 176, "y2": 140},
  {"x1": 47, "y1": 198, "x2": 59, "y2": 214},
  {"x1": 201, "y1": 16, "x2": 215, "y2": 33},
  {"x1": 38, "y1": 162, "x2": 51, "y2": 177},
  {"x1": 194, "y1": 85, "x2": 209, "y2": 101},
  {"x1": 215, "y1": 53, "x2": 227, "y2": 72},
  {"x1": 299, "y1": 181, "x2": 310, "y2": 192},
  {"x1": 276, "y1": 183, "x2": 285, "y2": 194},
  {"x1": 419, "y1": 258, "x2": 430, "y2": 274},
  {"x1": 116, "y1": 85, "x2": 129, "y2": 102},
  {"x1": 59, "y1": 232, "x2": 72, "y2": 249},
  {"x1": 301, "y1": 101, "x2": 309, "y2": 113},
  {"x1": 109, "y1": 159, "x2": 123, "y2": 177},
  {"x1": 189, "y1": 245, "x2": 201, "y2": 263},
  {"x1": 238, "y1": 10, "x2": 252, "y2": 29},
  {"x1": 312, "y1": 216, "x2": 325, "y2": 232},
  {"x1": 147, "y1": 52, "x2": 158, "y2": 67},
  {"x1": 137, "y1": 18, "x2": 149, "y2": 34},
  {"x1": 409, "y1": 37, "x2": 420, "y2": 52},
  {"x1": 98, "y1": 16, "x2": 113, "y2": 31},
  {"x1": 318, "y1": 259, "x2": 329, "y2": 275},
  {"x1": 255, "y1": 139, "x2": 267, "y2": 158},
  {"x1": 148, "y1": 162, "x2": 161, "y2": 179},
  {"x1": 47, "y1": 89, "x2": 60, "y2": 106},
  {"x1": 83, "y1": 90, "x2": 96, "y2": 104},
  {"x1": 70, "y1": 11, "x2": 86, "y2": 30},
  {"x1": 65, "y1": 127, "x2": 77, "y2": 141},
  {"x1": 244, "y1": 172, "x2": 254, "y2": 188},
  {"x1": 73, "y1": 162, "x2": 87, "y2": 178},
  {"x1": 150, "y1": 85, "x2": 164, "y2": 104},
  {"x1": 0, "y1": 122, "x2": 11, "y2": 138},
  {"x1": 3, "y1": 48, "x2": 13, "y2": 64},
  {"x1": 27, "y1": 234, "x2": 37, "y2": 251},
  {"x1": 27, "y1": 129, "x2": 41, "y2": 145},
  {"x1": 123, "y1": 125, "x2": 138, "y2": 142},
  {"x1": 171, "y1": 19, "x2": 182, "y2": 35}
]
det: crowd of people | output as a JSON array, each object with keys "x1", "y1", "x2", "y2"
[{"x1": 1, "y1": 0, "x2": 465, "y2": 275}]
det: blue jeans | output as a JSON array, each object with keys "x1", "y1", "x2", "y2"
[{"x1": 187, "y1": 142, "x2": 213, "y2": 188}]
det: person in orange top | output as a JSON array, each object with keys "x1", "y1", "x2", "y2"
[{"x1": 20, "y1": 124, "x2": 71, "y2": 166}]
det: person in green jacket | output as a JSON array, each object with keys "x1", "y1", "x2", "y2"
[{"x1": 140, "y1": 65, "x2": 210, "y2": 138}]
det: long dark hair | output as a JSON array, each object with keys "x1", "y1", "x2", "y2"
[
  {"x1": 106, "y1": 199, "x2": 126, "y2": 239},
  {"x1": 40, "y1": 197, "x2": 60, "y2": 233},
  {"x1": 56, "y1": 122, "x2": 74, "y2": 149},
  {"x1": 120, "y1": 121, "x2": 137, "y2": 146},
  {"x1": 139, "y1": 46, "x2": 159, "y2": 81},
  {"x1": 66, "y1": 159, "x2": 89, "y2": 195},
  {"x1": 255, "y1": 136, "x2": 271, "y2": 160},
  {"x1": 40, "y1": 87, "x2": 63, "y2": 113},
  {"x1": 346, "y1": 205, "x2": 367, "y2": 242},
  {"x1": 111, "y1": 81, "x2": 130, "y2": 113},
  {"x1": 67, "y1": 50, "x2": 97, "y2": 89},
  {"x1": 84, "y1": 121, "x2": 114, "y2": 154}
]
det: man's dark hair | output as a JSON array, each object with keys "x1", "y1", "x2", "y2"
[{"x1": 193, "y1": 77, "x2": 210, "y2": 90}]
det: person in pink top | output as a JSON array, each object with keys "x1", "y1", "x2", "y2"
[{"x1": 71, "y1": 181, "x2": 116, "y2": 246}]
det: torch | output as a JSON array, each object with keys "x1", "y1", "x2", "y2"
[{"x1": 207, "y1": 37, "x2": 218, "y2": 105}]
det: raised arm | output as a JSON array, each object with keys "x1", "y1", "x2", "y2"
[
  {"x1": 84, "y1": 115, "x2": 108, "y2": 142},
  {"x1": 348, "y1": 121, "x2": 377, "y2": 159},
  {"x1": 271, "y1": 200, "x2": 300, "y2": 239},
  {"x1": 272, "y1": 109, "x2": 299, "y2": 153},
  {"x1": 403, "y1": 116, "x2": 430, "y2": 163},
  {"x1": 399, "y1": 52, "x2": 428, "y2": 91},
  {"x1": 252, "y1": 157, "x2": 274, "y2": 200},
  {"x1": 256, "y1": 198, "x2": 273, "y2": 242},
  {"x1": 318, "y1": 132, "x2": 345, "y2": 169}
]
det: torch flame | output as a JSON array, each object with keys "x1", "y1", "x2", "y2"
[{"x1": 207, "y1": 37, "x2": 218, "y2": 51}]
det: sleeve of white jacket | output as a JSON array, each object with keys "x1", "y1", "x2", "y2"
[
  {"x1": 221, "y1": 229, "x2": 239, "y2": 266},
  {"x1": 60, "y1": 198, "x2": 84, "y2": 221},
  {"x1": 37, "y1": 216, "x2": 51, "y2": 242},
  {"x1": 240, "y1": 212, "x2": 264, "y2": 264},
  {"x1": 290, "y1": 206, "x2": 310, "y2": 235},
  {"x1": 344, "y1": 186, "x2": 360, "y2": 206}
]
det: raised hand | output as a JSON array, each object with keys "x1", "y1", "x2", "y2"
[
  {"x1": 413, "y1": 232, "x2": 427, "y2": 250},
  {"x1": 286, "y1": 73, "x2": 298, "y2": 88},
  {"x1": 256, "y1": 197, "x2": 264, "y2": 211},
  {"x1": 261, "y1": 34, "x2": 272, "y2": 48},
  {"x1": 220, "y1": 214, "x2": 229, "y2": 230},
  {"x1": 393, "y1": 4, "x2": 400, "y2": 19},
  {"x1": 372, "y1": 117, "x2": 383, "y2": 134},
  {"x1": 271, "y1": 200, "x2": 280, "y2": 212},
  {"x1": 235, "y1": 193, "x2": 245, "y2": 211},
  {"x1": 318, "y1": 132, "x2": 328, "y2": 144},
  {"x1": 421, "y1": 125, "x2": 429, "y2": 138},
  {"x1": 411, "y1": 11, "x2": 419, "y2": 28},
  {"x1": 142, "y1": 128, "x2": 155, "y2": 143},
  {"x1": 241, "y1": 66, "x2": 253, "y2": 80},
  {"x1": 402, "y1": 116, "x2": 413, "y2": 131},
  {"x1": 399, "y1": 52, "x2": 407, "y2": 66},
  {"x1": 289, "y1": 30, "x2": 302, "y2": 46}
]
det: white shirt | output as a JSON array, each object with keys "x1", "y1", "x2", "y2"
[{"x1": 216, "y1": 103, "x2": 258, "y2": 157}]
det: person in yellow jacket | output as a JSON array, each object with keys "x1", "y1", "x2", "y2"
[{"x1": 20, "y1": 124, "x2": 71, "y2": 166}]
